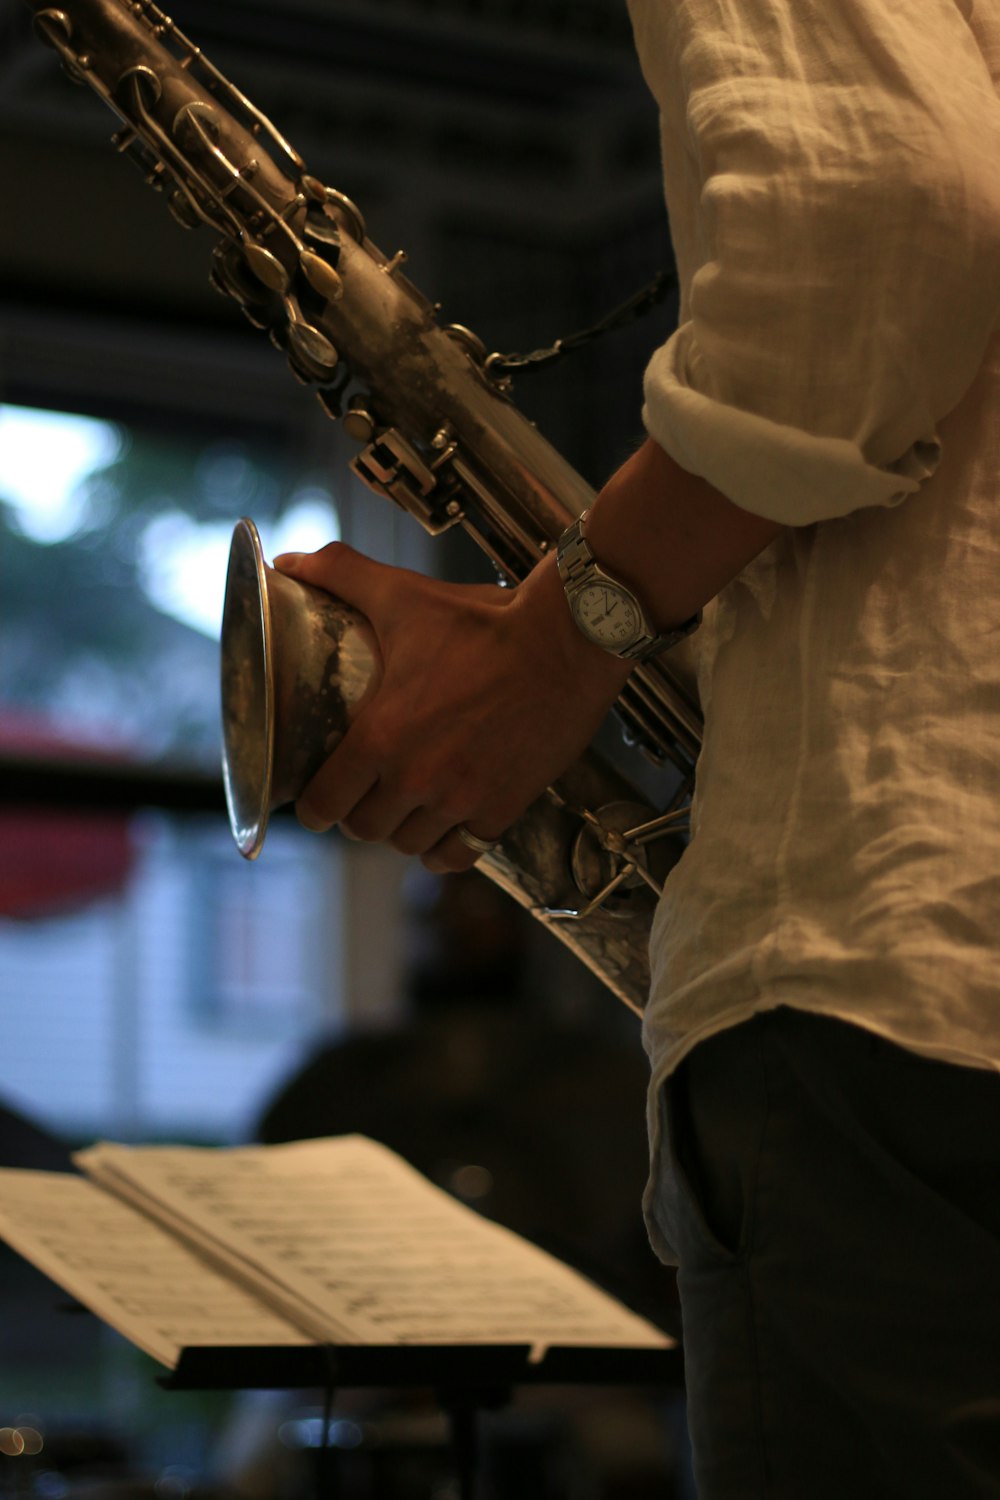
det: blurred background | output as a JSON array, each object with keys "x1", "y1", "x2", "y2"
[{"x1": 0, "y1": 0, "x2": 689, "y2": 1494}]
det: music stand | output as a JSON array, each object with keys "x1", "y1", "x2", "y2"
[{"x1": 164, "y1": 1339, "x2": 683, "y2": 1500}]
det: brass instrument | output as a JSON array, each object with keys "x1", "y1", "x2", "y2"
[{"x1": 28, "y1": 0, "x2": 702, "y2": 1014}]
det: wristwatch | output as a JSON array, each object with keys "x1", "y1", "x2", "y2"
[{"x1": 556, "y1": 509, "x2": 701, "y2": 662}]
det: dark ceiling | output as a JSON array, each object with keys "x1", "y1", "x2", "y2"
[{"x1": 0, "y1": 0, "x2": 676, "y2": 483}]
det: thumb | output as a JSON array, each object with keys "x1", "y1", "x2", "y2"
[{"x1": 273, "y1": 540, "x2": 391, "y2": 618}]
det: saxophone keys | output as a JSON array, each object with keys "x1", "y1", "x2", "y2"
[
  {"x1": 319, "y1": 187, "x2": 366, "y2": 243},
  {"x1": 238, "y1": 301, "x2": 271, "y2": 331},
  {"x1": 299, "y1": 250, "x2": 344, "y2": 303},
  {"x1": 316, "y1": 386, "x2": 346, "y2": 422},
  {"x1": 569, "y1": 800, "x2": 660, "y2": 915},
  {"x1": 243, "y1": 242, "x2": 289, "y2": 293},
  {"x1": 304, "y1": 214, "x2": 343, "y2": 251},
  {"x1": 341, "y1": 402, "x2": 375, "y2": 444},
  {"x1": 33, "y1": 10, "x2": 72, "y2": 49},
  {"x1": 167, "y1": 190, "x2": 202, "y2": 230},
  {"x1": 287, "y1": 320, "x2": 339, "y2": 379},
  {"x1": 173, "y1": 100, "x2": 221, "y2": 149},
  {"x1": 444, "y1": 324, "x2": 489, "y2": 366},
  {"x1": 381, "y1": 249, "x2": 408, "y2": 278},
  {"x1": 60, "y1": 57, "x2": 89, "y2": 85},
  {"x1": 210, "y1": 245, "x2": 255, "y2": 303},
  {"x1": 34, "y1": 8, "x2": 93, "y2": 87},
  {"x1": 285, "y1": 358, "x2": 312, "y2": 388},
  {"x1": 300, "y1": 174, "x2": 328, "y2": 204}
]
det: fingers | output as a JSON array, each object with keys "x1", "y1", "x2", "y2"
[
  {"x1": 275, "y1": 544, "x2": 506, "y2": 623},
  {"x1": 274, "y1": 540, "x2": 359, "y2": 588},
  {"x1": 273, "y1": 541, "x2": 373, "y2": 608},
  {"x1": 422, "y1": 825, "x2": 502, "y2": 875},
  {"x1": 295, "y1": 736, "x2": 378, "y2": 833},
  {"x1": 296, "y1": 717, "x2": 437, "y2": 840},
  {"x1": 389, "y1": 808, "x2": 502, "y2": 866},
  {"x1": 296, "y1": 737, "x2": 504, "y2": 873},
  {"x1": 300, "y1": 760, "x2": 504, "y2": 856},
  {"x1": 383, "y1": 804, "x2": 459, "y2": 856},
  {"x1": 275, "y1": 544, "x2": 525, "y2": 870},
  {"x1": 274, "y1": 541, "x2": 410, "y2": 626}
]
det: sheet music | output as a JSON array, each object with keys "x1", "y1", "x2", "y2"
[
  {"x1": 78, "y1": 1136, "x2": 671, "y2": 1359},
  {"x1": 0, "y1": 1170, "x2": 313, "y2": 1368}
]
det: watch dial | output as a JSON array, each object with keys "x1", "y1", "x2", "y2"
[{"x1": 575, "y1": 583, "x2": 641, "y2": 646}]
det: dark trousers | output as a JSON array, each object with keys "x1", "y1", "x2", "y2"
[{"x1": 649, "y1": 1007, "x2": 1000, "y2": 1500}]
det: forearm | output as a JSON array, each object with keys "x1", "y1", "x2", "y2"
[
  {"x1": 515, "y1": 437, "x2": 784, "y2": 662},
  {"x1": 586, "y1": 437, "x2": 784, "y2": 632}
]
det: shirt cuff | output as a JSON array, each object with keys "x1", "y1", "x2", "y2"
[{"x1": 642, "y1": 325, "x2": 942, "y2": 527}]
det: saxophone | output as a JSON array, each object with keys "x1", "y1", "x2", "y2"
[{"x1": 27, "y1": 0, "x2": 702, "y2": 1015}]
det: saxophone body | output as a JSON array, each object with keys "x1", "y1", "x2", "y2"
[{"x1": 28, "y1": 0, "x2": 702, "y2": 1015}]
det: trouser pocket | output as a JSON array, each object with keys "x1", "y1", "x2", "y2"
[{"x1": 659, "y1": 1018, "x2": 770, "y2": 1262}]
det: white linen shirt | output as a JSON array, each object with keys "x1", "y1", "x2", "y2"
[{"x1": 627, "y1": 0, "x2": 1000, "y2": 1254}]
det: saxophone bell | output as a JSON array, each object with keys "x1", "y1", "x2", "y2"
[{"x1": 220, "y1": 519, "x2": 380, "y2": 859}]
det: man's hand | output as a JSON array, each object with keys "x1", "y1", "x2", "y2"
[
  {"x1": 274, "y1": 438, "x2": 783, "y2": 872},
  {"x1": 273, "y1": 543, "x2": 632, "y2": 872}
]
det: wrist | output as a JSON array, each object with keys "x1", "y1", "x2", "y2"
[
  {"x1": 557, "y1": 507, "x2": 701, "y2": 661},
  {"x1": 585, "y1": 436, "x2": 784, "y2": 628},
  {"x1": 513, "y1": 550, "x2": 635, "y2": 696}
]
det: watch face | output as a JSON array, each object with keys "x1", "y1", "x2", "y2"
[{"x1": 573, "y1": 582, "x2": 643, "y2": 648}]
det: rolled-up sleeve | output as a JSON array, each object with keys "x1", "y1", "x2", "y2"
[{"x1": 628, "y1": 0, "x2": 1000, "y2": 524}]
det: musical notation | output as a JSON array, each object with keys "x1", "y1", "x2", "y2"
[
  {"x1": 0, "y1": 1170, "x2": 312, "y2": 1367},
  {"x1": 76, "y1": 1136, "x2": 669, "y2": 1359}
]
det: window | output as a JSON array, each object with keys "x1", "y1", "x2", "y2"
[
  {"x1": 0, "y1": 400, "x2": 339, "y2": 767},
  {"x1": 0, "y1": 396, "x2": 350, "y2": 1144}
]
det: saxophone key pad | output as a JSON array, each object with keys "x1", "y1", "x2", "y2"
[
  {"x1": 299, "y1": 250, "x2": 344, "y2": 302},
  {"x1": 287, "y1": 322, "x2": 339, "y2": 378},
  {"x1": 243, "y1": 242, "x2": 289, "y2": 293}
]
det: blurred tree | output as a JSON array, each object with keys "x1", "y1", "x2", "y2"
[{"x1": 0, "y1": 412, "x2": 331, "y2": 763}]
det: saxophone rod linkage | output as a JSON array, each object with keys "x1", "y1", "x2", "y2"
[
  {"x1": 127, "y1": 73, "x2": 313, "y2": 275},
  {"x1": 33, "y1": 3, "x2": 310, "y2": 268},
  {"x1": 177, "y1": 107, "x2": 313, "y2": 265},
  {"x1": 623, "y1": 807, "x2": 691, "y2": 847},
  {"x1": 124, "y1": 79, "x2": 242, "y2": 241},
  {"x1": 129, "y1": 0, "x2": 306, "y2": 177},
  {"x1": 534, "y1": 863, "x2": 638, "y2": 924}
]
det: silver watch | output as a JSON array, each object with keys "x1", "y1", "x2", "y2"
[{"x1": 556, "y1": 510, "x2": 700, "y2": 662}]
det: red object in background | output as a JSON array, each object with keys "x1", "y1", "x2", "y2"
[
  {"x1": 0, "y1": 712, "x2": 137, "y2": 920},
  {"x1": 0, "y1": 808, "x2": 134, "y2": 919}
]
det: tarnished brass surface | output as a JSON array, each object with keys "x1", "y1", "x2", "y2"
[
  {"x1": 221, "y1": 520, "x2": 380, "y2": 859},
  {"x1": 31, "y1": 0, "x2": 704, "y2": 1013}
]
